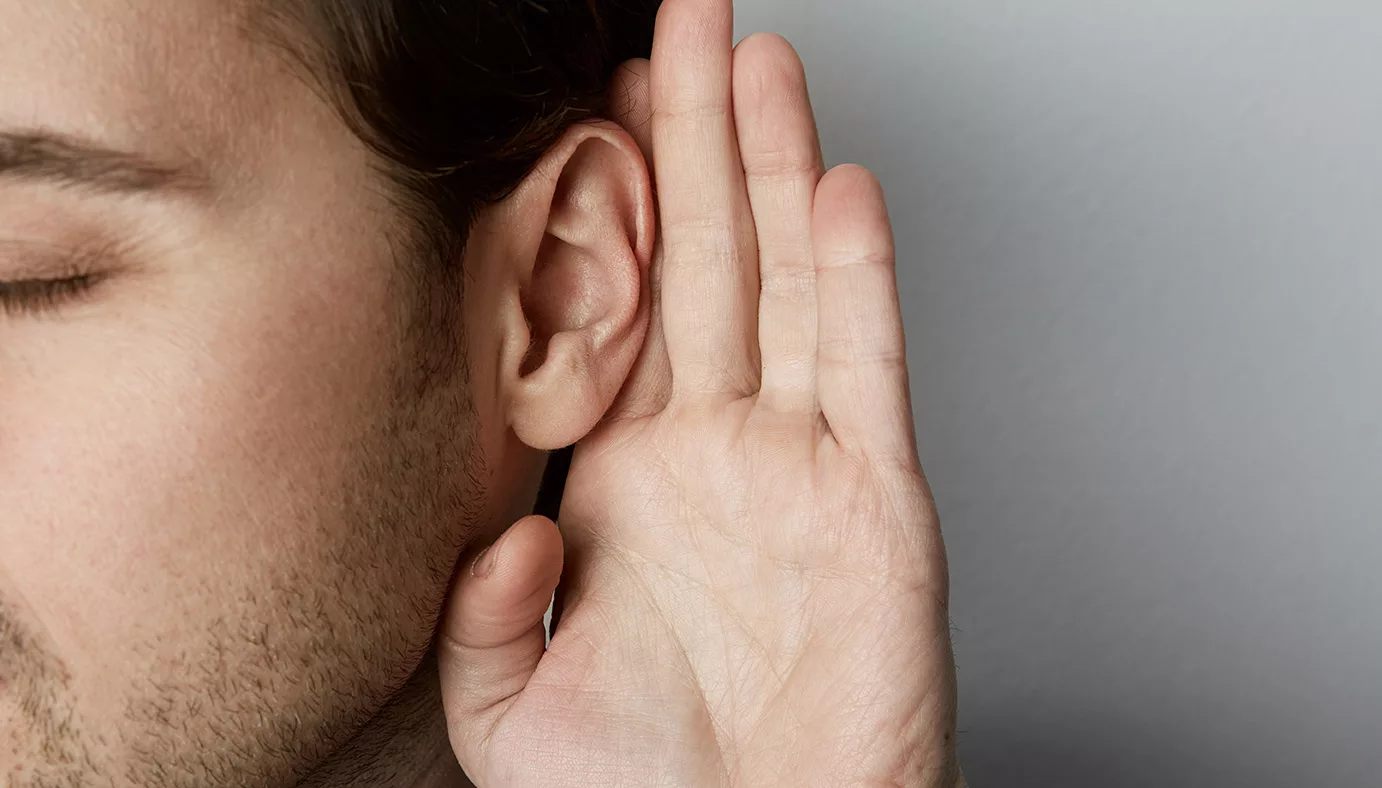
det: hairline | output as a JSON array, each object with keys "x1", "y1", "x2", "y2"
[{"x1": 242, "y1": 1, "x2": 471, "y2": 260}]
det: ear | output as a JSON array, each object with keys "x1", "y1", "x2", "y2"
[{"x1": 487, "y1": 121, "x2": 655, "y2": 450}]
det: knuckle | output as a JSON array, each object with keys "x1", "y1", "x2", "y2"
[
  {"x1": 744, "y1": 148, "x2": 820, "y2": 181},
  {"x1": 818, "y1": 249, "x2": 896, "y2": 272},
  {"x1": 654, "y1": 98, "x2": 730, "y2": 126},
  {"x1": 819, "y1": 343, "x2": 907, "y2": 371},
  {"x1": 759, "y1": 261, "x2": 816, "y2": 299}
]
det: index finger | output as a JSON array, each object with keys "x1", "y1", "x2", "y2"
[{"x1": 650, "y1": 0, "x2": 761, "y2": 399}]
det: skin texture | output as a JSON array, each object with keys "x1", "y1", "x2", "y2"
[
  {"x1": 0, "y1": 1, "x2": 652, "y2": 786},
  {"x1": 0, "y1": 2, "x2": 478, "y2": 784},
  {"x1": 2, "y1": 0, "x2": 963, "y2": 785},
  {"x1": 437, "y1": 0, "x2": 966, "y2": 785}
]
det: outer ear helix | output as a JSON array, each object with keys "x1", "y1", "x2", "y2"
[{"x1": 496, "y1": 123, "x2": 654, "y2": 451}]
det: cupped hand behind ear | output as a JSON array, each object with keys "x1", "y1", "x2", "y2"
[{"x1": 436, "y1": 1, "x2": 964, "y2": 785}]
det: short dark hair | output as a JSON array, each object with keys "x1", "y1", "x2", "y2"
[{"x1": 260, "y1": 0, "x2": 660, "y2": 268}]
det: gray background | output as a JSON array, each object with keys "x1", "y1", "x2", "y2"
[{"x1": 734, "y1": 1, "x2": 1382, "y2": 785}]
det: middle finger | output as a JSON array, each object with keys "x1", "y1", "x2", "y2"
[{"x1": 651, "y1": 0, "x2": 761, "y2": 400}]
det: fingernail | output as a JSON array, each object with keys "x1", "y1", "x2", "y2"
[{"x1": 472, "y1": 543, "x2": 498, "y2": 578}]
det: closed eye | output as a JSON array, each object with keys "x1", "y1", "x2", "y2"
[{"x1": 0, "y1": 273, "x2": 104, "y2": 317}]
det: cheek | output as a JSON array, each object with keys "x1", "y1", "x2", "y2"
[{"x1": 0, "y1": 248, "x2": 415, "y2": 732}]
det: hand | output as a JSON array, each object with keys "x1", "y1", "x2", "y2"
[{"x1": 438, "y1": 0, "x2": 962, "y2": 784}]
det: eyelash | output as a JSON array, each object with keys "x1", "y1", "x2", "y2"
[{"x1": 0, "y1": 273, "x2": 103, "y2": 317}]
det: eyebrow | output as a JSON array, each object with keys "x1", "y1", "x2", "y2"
[{"x1": 0, "y1": 129, "x2": 206, "y2": 195}]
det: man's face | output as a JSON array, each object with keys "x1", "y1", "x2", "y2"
[{"x1": 1, "y1": 2, "x2": 525, "y2": 784}]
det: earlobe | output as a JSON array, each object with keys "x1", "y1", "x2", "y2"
[{"x1": 494, "y1": 121, "x2": 655, "y2": 450}]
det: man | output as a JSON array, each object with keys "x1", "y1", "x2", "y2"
[{"x1": 0, "y1": 0, "x2": 962, "y2": 785}]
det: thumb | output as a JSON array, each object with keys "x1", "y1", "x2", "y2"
[{"x1": 438, "y1": 515, "x2": 564, "y2": 776}]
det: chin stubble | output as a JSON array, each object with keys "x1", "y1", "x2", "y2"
[{"x1": 1, "y1": 598, "x2": 104, "y2": 788}]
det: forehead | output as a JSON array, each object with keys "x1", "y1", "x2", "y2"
[{"x1": 0, "y1": 0, "x2": 307, "y2": 180}]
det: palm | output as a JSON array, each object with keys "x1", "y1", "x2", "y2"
[
  {"x1": 443, "y1": 0, "x2": 961, "y2": 785},
  {"x1": 506, "y1": 406, "x2": 953, "y2": 785}
]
